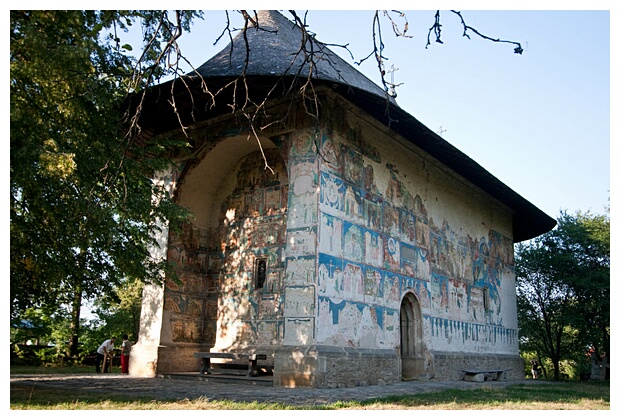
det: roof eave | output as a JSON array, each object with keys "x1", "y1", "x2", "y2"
[{"x1": 127, "y1": 76, "x2": 556, "y2": 242}]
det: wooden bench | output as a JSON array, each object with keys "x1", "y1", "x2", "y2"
[
  {"x1": 462, "y1": 369, "x2": 512, "y2": 382},
  {"x1": 194, "y1": 352, "x2": 268, "y2": 377}
]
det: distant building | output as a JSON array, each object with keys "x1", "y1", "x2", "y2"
[{"x1": 128, "y1": 10, "x2": 556, "y2": 387}]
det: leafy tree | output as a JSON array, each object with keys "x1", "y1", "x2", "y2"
[
  {"x1": 10, "y1": 307, "x2": 74, "y2": 365},
  {"x1": 10, "y1": 308, "x2": 55, "y2": 346},
  {"x1": 91, "y1": 278, "x2": 144, "y2": 343},
  {"x1": 516, "y1": 210, "x2": 610, "y2": 380},
  {"x1": 11, "y1": 10, "x2": 523, "y2": 356},
  {"x1": 77, "y1": 279, "x2": 143, "y2": 358},
  {"x1": 10, "y1": 10, "x2": 193, "y2": 356}
]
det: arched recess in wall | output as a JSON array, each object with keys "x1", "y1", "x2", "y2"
[
  {"x1": 400, "y1": 292, "x2": 425, "y2": 380},
  {"x1": 175, "y1": 135, "x2": 283, "y2": 230},
  {"x1": 170, "y1": 134, "x2": 289, "y2": 350}
]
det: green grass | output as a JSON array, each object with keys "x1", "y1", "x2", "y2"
[
  {"x1": 10, "y1": 365, "x2": 610, "y2": 410},
  {"x1": 11, "y1": 364, "x2": 98, "y2": 375},
  {"x1": 334, "y1": 382, "x2": 610, "y2": 410}
]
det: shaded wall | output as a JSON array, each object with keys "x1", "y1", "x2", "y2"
[{"x1": 161, "y1": 145, "x2": 289, "y2": 368}]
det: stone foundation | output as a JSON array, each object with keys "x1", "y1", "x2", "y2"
[
  {"x1": 153, "y1": 344, "x2": 278, "y2": 374},
  {"x1": 154, "y1": 343, "x2": 204, "y2": 373},
  {"x1": 273, "y1": 345, "x2": 400, "y2": 388},
  {"x1": 431, "y1": 351, "x2": 525, "y2": 381}
]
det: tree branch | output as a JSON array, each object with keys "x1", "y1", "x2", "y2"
[{"x1": 451, "y1": 10, "x2": 523, "y2": 54}]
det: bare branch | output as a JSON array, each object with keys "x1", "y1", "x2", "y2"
[
  {"x1": 424, "y1": 10, "x2": 524, "y2": 54},
  {"x1": 451, "y1": 10, "x2": 523, "y2": 54},
  {"x1": 426, "y1": 10, "x2": 443, "y2": 49},
  {"x1": 385, "y1": 10, "x2": 412, "y2": 38}
]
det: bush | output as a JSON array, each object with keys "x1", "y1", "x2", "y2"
[{"x1": 11, "y1": 343, "x2": 55, "y2": 366}]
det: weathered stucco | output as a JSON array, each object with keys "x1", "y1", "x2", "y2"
[{"x1": 132, "y1": 92, "x2": 523, "y2": 386}]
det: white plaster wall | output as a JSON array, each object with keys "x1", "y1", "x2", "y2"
[{"x1": 130, "y1": 169, "x2": 175, "y2": 377}]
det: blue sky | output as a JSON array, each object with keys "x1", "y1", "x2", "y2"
[{"x1": 162, "y1": 7, "x2": 611, "y2": 222}]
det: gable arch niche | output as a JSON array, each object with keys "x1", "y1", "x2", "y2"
[{"x1": 166, "y1": 134, "x2": 289, "y2": 351}]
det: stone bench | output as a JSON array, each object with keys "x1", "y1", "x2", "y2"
[
  {"x1": 194, "y1": 352, "x2": 268, "y2": 377},
  {"x1": 462, "y1": 369, "x2": 512, "y2": 382}
]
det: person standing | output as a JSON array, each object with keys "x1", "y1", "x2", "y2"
[
  {"x1": 120, "y1": 334, "x2": 132, "y2": 375},
  {"x1": 96, "y1": 337, "x2": 116, "y2": 373},
  {"x1": 530, "y1": 359, "x2": 540, "y2": 379}
]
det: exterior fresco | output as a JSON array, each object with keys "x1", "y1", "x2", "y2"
[
  {"x1": 134, "y1": 96, "x2": 522, "y2": 385},
  {"x1": 312, "y1": 121, "x2": 518, "y2": 364},
  {"x1": 162, "y1": 148, "x2": 289, "y2": 352}
]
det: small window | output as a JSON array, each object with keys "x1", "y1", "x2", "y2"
[
  {"x1": 483, "y1": 287, "x2": 490, "y2": 311},
  {"x1": 254, "y1": 258, "x2": 267, "y2": 290}
]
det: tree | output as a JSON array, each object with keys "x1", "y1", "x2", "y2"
[
  {"x1": 10, "y1": 308, "x2": 55, "y2": 346},
  {"x1": 92, "y1": 278, "x2": 144, "y2": 342},
  {"x1": 516, "y1": 210, "x2": 610, "y2": 380},
  {"x1": 10, "y1": 307, "x2": 73, "y2": 365},
  {"x1": 76, "y1": 278, "x2": 144, "y2": 357},
  {"x1": 11, "y1": 10, "x2": 523, "y2": 356},
  {"x1": 10, "y1": 11, "x2": 193, "y2": 356}
]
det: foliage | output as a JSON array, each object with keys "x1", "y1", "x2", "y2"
[
  {"x1": 80, "y1": 278, "x2": 144, "y2": 352},
  {"x1": 10, "y1": 308, "x2": 54, "y2": 345},
  {"x1": 10, "y1": 10, "x2": 195, "y2": 354},
  {"x1": 516, "y1": 210, "x2": 610, "y2": 381},
  {"x1": 11, "y1": 306, "x2": 95, "y2": 365},
  {"x1": 10, "y1": 307, "x2": 74, "y2": 351},
  {"x1": 97, "y1": 276, "x2": 144, "y2": 339}
]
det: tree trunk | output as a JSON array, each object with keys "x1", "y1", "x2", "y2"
[
  {"x1": 552, "y1": 358, "x2": 561, "y2": 381},
  {"x1": 69, "y1": 287, "x2": 82, "y2": 357},
  {"x1": 535, "y1": 351, "x2": 548, "y2": 379}
]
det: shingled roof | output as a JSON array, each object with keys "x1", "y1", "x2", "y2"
[
  {"x1": 192, "y1": 10, "x2": 393, "y2": 102},
  {"x1": 135, "y1": 10, "x2": 556, "y2": 242}
]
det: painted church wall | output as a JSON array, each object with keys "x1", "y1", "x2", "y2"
[
  {"x1": 141, "y1": 94, "x2": 520, "y2": 375},
  {"x1": 314, "y1": 106, "x2": 518, "y2": 356},
  {"x1": 159, "y1": 142, "x2": 289, "y2": 353},
  {"x1": 281, "y1": 130, "x2": 320, "y2": 346}
]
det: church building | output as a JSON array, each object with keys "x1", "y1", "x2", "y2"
[{"x1": 128, "y1": 10, "x2": 556, "y2": 388}]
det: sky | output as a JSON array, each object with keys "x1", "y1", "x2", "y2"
[{"x1": 156, "y1": 6, "x2": 612, "y2": 222}]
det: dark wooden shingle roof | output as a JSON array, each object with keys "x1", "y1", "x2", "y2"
[{"x1": 192, "y1": 10, "x2": 393, "y2": 102}]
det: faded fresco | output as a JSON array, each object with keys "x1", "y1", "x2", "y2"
[
  {"x1": 315, "y1": 127, "x2": 517, "y2": 355},
  {"x1": 165, "y1": 148, "x2": 288, "y2": 349},
  {"x1": 281, "y1": 130, "x2": 321, "y2": 346},
  {"x1": 161, "y1": 120, "x2": 517, "y2": 360}
]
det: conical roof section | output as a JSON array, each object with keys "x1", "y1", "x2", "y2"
[{"x1": 193, "y1": 10, "x2": 395, "y2": 103}]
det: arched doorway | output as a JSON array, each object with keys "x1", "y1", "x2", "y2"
[{"x1": 400, "y1": 292, "x2": 425, "y2": 380}]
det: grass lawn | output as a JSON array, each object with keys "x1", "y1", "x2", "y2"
[
  {"x1": 10, "y1": 365, "x2": 610, "y2": 410},
  {"x1": 11, "y1": 364, "x2": 98, "y2": 375}
]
